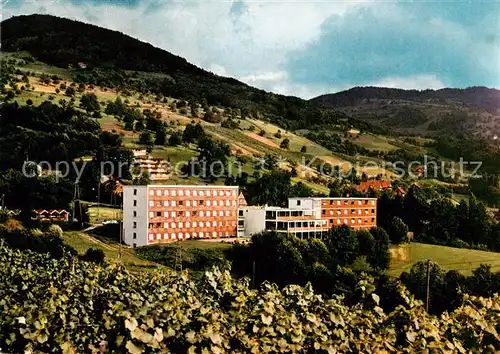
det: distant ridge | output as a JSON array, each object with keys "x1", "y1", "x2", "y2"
[{"x1": 311, "y1": 86, "x2": 500, "y2": 113}]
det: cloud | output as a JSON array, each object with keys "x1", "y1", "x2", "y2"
[{"x1": 2, "y1": 0, "x2": 499, "y2": 98}]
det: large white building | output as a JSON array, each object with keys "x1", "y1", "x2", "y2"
[{"x1": 122, "y1": 185, "x2": 377, "y2": 247}]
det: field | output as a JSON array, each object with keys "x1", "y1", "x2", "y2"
[
  {"x1": 87, "y1": 206, "x2": 122, "y2": 224},
  {"x1": 62, "y1": 231, "x2": 161, "y2": 272},
  {"x1": 389, "y1": 242, "x2": 500, "y2": 276}
]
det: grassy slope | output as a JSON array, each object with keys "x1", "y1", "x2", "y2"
[
  {"x1": 63, "y1": 231, "x2": 161, "y2": 272},
  {"x1": 389, "y1": 242, "x2": 500, "y2": 276}
]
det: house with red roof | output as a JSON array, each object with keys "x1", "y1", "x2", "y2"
[
  {"x1": 34, "y1": 209, "x2": 70, "y2": 222},
  {"x1": 356, "y1": 180, "x2": 392, "y2": 194}
]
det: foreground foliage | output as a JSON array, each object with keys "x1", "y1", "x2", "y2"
[{"x1": 1, "y1": 247, "x2": 499, "y2": 353}]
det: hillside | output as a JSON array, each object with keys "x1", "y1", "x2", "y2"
[
  {"x1": 0, "y1": 14, "x2": 345, "y2": 130},
  {"x1": 312, "y1": 86, "x2": 500, "y2": 138}
]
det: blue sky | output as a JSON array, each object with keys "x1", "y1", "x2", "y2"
[{"x1": 3, "y1": 0, "x2": 499, "y2": 98}]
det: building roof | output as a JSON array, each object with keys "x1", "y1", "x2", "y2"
[
  {"x1": 348, "y1": 128, "x2": 360, "y2": 134},
  {"x1": 124, "y1": 184, "x2": 239, "y2": 189},
  {"x1": 288, "y1": 196, "x2": 378, "y2": 201},
  {"x1": 356, "y1": 180, "x2": 392, "y2": 193},
  {"x1": 35, "y1": 209, "x2": 69, "y2": 215}
]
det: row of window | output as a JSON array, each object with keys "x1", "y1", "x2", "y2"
[
  {"x1": 322, "y1": 209, "x2": 375, "y2": 216},
  {"x1": 148, "y1": 199, "x2": 237, "y2": 207},
  {"x1": 148, "y1": 220, "x2": 237, "y2": 229},
  {"x1": 148, "y1": 189, "x2": 237, "y2": 197},
  {"x1": 321, "y1": 200, "x2": 376, "y2": 206},
  {"x1": 149, "y1": 210, "x2": 236, "y2": 218},
  {"x1": 148, "y1": 230, "x2": 232, "y2": 241},
  {"x1": 329, "y1": 218, "x2": 376, "y2": 225}
]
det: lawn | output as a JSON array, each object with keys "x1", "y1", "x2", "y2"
[
  {"x1": 389, "y1": 242, "x2": 500, "y2": 277},
  {"x1": 162, "y1": 240, "x2": 232, "y2": 250},
  {"x1": 63, "y1": 231, "x2": 161, "y2": 272},
  {"x1": 349, "y1": 133, "x2": 398, "y2": 152},
  {"x1": 87, "y1": 206, "x2": 122, "y2": 224}
]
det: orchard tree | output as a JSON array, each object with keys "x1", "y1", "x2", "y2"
[
  {"x1": 388, "y1": 216, "x2": 409, "y2": 244},
  {"x1": 280, "y1": 138, "x2": 290, "y2": 150},
  {"x1": 80, "y1": 93, "x2": 100, "y2": 113}
]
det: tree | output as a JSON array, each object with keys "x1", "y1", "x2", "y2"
[
  {"x1": 65, "y1": 86, "x2": 75, "y2": 97},
  {"x1": 356, "y1": 229, "x2": 375, "y2": 256},
  {"x1": 300, "y1": 145, "x2": 307, "y2": 153},
  {"x1": 154, "y1": 124, "x2": 166, "y2": 146},
  {"x1": 182, "y1": 122, "x2": 205, "y2": 144},
  {"x1": 138, "y1": 131, "x2": 153, "y2": 145},
  {"x1": 368, "y1": 226, "x2": 391, "y2": 269},
  {"x1": 26, "y1": 99, "x2": 33, "y2": 106},
  {"x1": 324, "y1": 225, "x2": 359, "y2": 267},
  {"x1": 80, "y1": 93, "x2": 100, "y2": 112},
  {"x1": 274, "y1": 130, "x2": 282, "y2": 139},
  {"x1": 388, "y1": 216, "x2": 409, "y2": 244},
  {"x1": 168, "y1": 132, "x2": 182, "y2": 146},
  {"x1": 280, "y1": 138, "x2": 290, "y2": 150}
]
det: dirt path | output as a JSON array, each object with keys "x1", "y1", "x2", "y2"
[{"x1": 245, "y1": 132, "x2": 281, "y2": 149}]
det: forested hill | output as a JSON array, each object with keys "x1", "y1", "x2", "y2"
[
  {"x1": 312, "y1": 86, "x2": 500, "y2": 113},
  {"x1": 0, "y1": 14, "x2": 347, "y2": 130}
]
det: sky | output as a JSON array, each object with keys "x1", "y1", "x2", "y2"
[{"x1": 2, "y1": 0, "x2": 499, "y2": 99}]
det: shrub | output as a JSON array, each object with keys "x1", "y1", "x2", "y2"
[
  {"x1": 80, "y1": 248, "x2": 105, "y2": 264},
  {"x1": 46, "y1": 224, "x2": 63, "y2": 238}
]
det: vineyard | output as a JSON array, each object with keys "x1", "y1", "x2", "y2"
[{"x1": 1, "y1": 246, "x2": 499, "y2": 353}]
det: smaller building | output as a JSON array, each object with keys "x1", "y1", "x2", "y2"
[
  {"x1": 346, "y1": 128, "x2": 360, "y2": 138},
  {"x1": 133, "y1": 156, "x2": 169, "y2": 181},
  {"x1": 78, "y1": 62, "x2": 88, "y2": 69},
  {"x1": 356, "y1": 180, "x2": 392, "y2": 194},
  {"x1": 34, "y1": 209, "x2": 70, "y2": 222}
]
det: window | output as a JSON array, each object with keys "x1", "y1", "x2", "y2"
[
  {"x1": 193, "y1": 190, "x2": 198, "y2": 197},
  {"x1": 156, "y1": 201, "x2": 162, "y2": 207},
  {"x1": 199, "y1": 200, "x2": 204, "y2": 206},
  {"x1": 322, "y1": 210, "x2": 326, "y2": 215},
  {"x1": 133, "y1": 211, "x2": 137, "y2": 217},
  {"x1": 179, "y1": 232, "x2": 183, "y2": 239},
  {"x1": 200, "y1": 211, "x2": 205, "y2": 217},
  {"x1": 226, "y1": 200, "x2": 230, "y2": 206},
  {"x1": 219, "y1": 210, "x2": 224, "y2": 217},
  {"x1": 351, "y1": 219, "x2": 355, "y2": 224},
  {"x1": 179, "y1": 190, "x2": 184, "y2": 196},
  {"x1": 193, "y1": 211, "x2": 197, "y2": 216},
  {"x1": 219, "y1": 190, "x2": 224, "y2": 196},
  {"x1": 164, "y1": 211, "x2": 169, "y2": 217},
  {"x1": 149, "y1": 190, "x2": 154, "y2": 196},
  {"x1": 227, "y1": 210, "x2": 231, "y2": 217},
  {"x1": 337, "y1": 219, "x2": 341, "y2": 224},
  {"x1": 193, "y1": 232, "x2": 197, "y2": 238},
  {"x1": 164, "y1": 222, "x2": 168, "y2": 228},
  {"x1": 149, "y1": 201, "x2": 154, "y2": 207},
  {"x1": 186, "y1": 190, "x2": 191, "y2": 196},
  {"x1": 206, "y1": 221, "x2": 211, "y2": 227},
  {"x1": 186, "y1": 200, "x2": 191, "y2": 207},
  {"x1": 200, "y1": 191, "x2": 205, "y2": 197},
  {"x1": 206, "y1": 211, "x2": 211, "y2": 217},
  {"x1": 133, "y1": 189, "x2": 137, "y2": 195},
  {"x1": 329, "y1": 210, "x2": 333, "y2": 215},
  {"x1": 344, "y1": 219, "x2": 348, "y2": 224},
  {"x1": 205, "y1": 190, "x2": 210, "y2": 197},
  {"x1": 200, "y1": 232, "x2": 204, "y2": 238},
  {"x1": 238, "y1": 210, "x2": 243, "y2": 217},
  {"x1": 297, "y1": 200, "x2": 301, "y2": 206},
  {"x1": 163, "y1": 201, "x2": 169, "y2": 207},
  {"x1": 156, "y1": 190, "x2": 162, "y2": 196},
  {"x1": 164, "y1": 233, "x2": 169, "y2": 240},
  {"x1": 171, "y1": 190, "x2": 177, "y2": 196},
  {"x1": 200, "y1": 222, "x2": 204, "y2": 227},
  {"x1": 207, "y1": 200, "x2": 211, "y2": 207},
  {"x1": 186, "y1": 222, "x2": 190, "y2": 228},
  {"x1": 232, "y1": 201, "x2": 236, "y2": 206},
  {"x1": 171, "y1": 201, "x2": 176, "y2": 207},
  {"x1": 344, "y1": 210, "x2": 348, "y2": 215},
  {"x1": 171, "y1": 211, "x2": 176, "y2": 218},
  {"x1": 133, "y1": 200, "x2": 137, "y2": 206},
  {"x1": 337, "y1": 200, "x2": 341, "y2": 205},
  {"x1": 171, "y1": 233, "x2": 176, "y2": 239},
  {"x1": 358, "y1": 201, "x2": 362, "y2": 205},
  {"x1": 186, "y1": 211, "x2": 191, "y2": 217},
  {"x1": 164, "y1": 190, "x2": 169, "y2": 196},
  {"x1": 171, "y1": 222, "x2": 176, "y2": 228},
  {"x1": 179, "y1": 201, "x2": 184, "y2": 206},
  {"x1": 149, "y1": 212, "x2": 154, "y2": 218},
  {"x1": 193, "y1": 221, "x2": 197, "y2": 227},
  {"x1": 232, "y1": 190, "x2": 237, "y2": 196},
  {"x1": 193, "y1": 200, "x2": 198, "y2": 207},
  {"x1": 178, "y1": 222, "x2": 183, "y2": 228},
  {"x1": 156, "y1": 233, "x2": 161, "y2": 239},
  {"x1": 133, "y1": 243, "x2": 137, "y2": 248},
  {"x1": 156, "y1": 211, "x2": 161, "y2": 217},
  {"x1": 133, "y1": 232, "x2": 137, "y2": 239},
  {"x1": 213, "y1": 231, "x2": 217, "y2": 237},
  {"x1": 133, "y1": 222, "x2": 137, "y2": 229},
  {"x1": 213, "y1": 200, "x2": 217, "y2": 207},
  {"x1": 186, "y1": 233, "x2": 190, "y2": 239}
]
